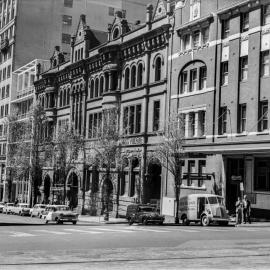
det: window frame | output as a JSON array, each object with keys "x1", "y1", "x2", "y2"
[
  {"x1": 153, "y1": 100, "x2": 160, "y2": 132},
  {"x1": 221, "y1": 61, "x2": 229, "y2": 86},
  {"x1": 239, "y1": 103, "x2": 247, "y2": 133},
  {"x1": 222, "y1": 19, "x2": 230, "y2": 39},
  {"x1": 240, "y1": 56, "x2": 248, "y2": 81},
  {"x1": 261, "y1": 50, "x2": 270, "y2": 77},
  {"x1": 259, "y1": 101, "x2": 268, "y2": 132}
]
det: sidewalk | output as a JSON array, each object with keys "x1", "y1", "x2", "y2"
[{"x1": 78, "y1": 215, "x2": 127, "y2": 224}]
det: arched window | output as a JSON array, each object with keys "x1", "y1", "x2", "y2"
[
  {"x1": 95, "y1": 78, "x2": 99, "y2": 97},
  {"x1": 113, "y1": 28, "x2": 120, "y2": 39},
  {"x1": 90, "y1": 80, "x2": 94, "y2": 98},
  {"x1": 100, "y1": 76, "x2": 104, "y2": 96},
  {"x1": 155, "y1": 57, "x2": 162, "y2": 82},
  {"x1": 131, "y1": 66, "x2": 136, "y2": 88},
  {"x1": 59, "y1": 91, "x2": 63, "y2": 107},
  {"x1": 137, "y1": 63, "x2": 143, "y2": 86},
  {"x1": 63, "y1": 90, "x2": 67, "y2": 106},
  {"x1": 124, "y1": 68, "x2": 130, "y2": 89},
  {"x1": 80, "y1": 48, "x2": 84, "y2": 59},
  {"x1": 75, "y1": 51, "x2": 77, "y2": 62}
]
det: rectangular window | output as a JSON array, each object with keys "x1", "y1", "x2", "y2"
[
  {"x1": 263, "y1": 4, "x2": 270, "y2": 26},
  {"x1": 201, "y1": 27, "x2": 209, "y2": 44},
  {"x1": 199, "y1": 111, "x2": 206, "y2": 136},
  {"x1": 2, "y1": 68, "x2": 6, "y2": 80},
  {"x1": 189, "y1": 112, "x2": 195, "y2": 137},
  {"x1": 190, "y1": 69, "x2": 197, "y2": 92},
  {"x1": 0, "y1": 125, "x2": 3, "y2": 137},
  {"x1": 239, "y1": 104, "x2": 247, "y2": 133},
  {"x1": 62, "y1": 15, "x2": 72, "y2": 26},
  {"x1": 221, "y1": 61, "x2": 229, "y2": 85},
  {"x1": 219, "y1": 107, "x2": 227, "y2": 135},
  {"x1": 62, "y1": 33, "x2": 71, "y2": 44},
  {"x1": 0, "y1": 106, "x2": 3, "y2": 118},
  {"x1": 199, "y1": 66, "x2": 207, "y2": 90},
  {"x1": 64, "y1": 0, "x2": 73, "y2": 8},
  {"x1": 240, "y1": 12, "x2": 249, "y2": 33},
  {"x1": 4, "y1": 104, "x2": 8, "y2": 116},
  {"x1": 108, "y1": 7, "x2": 114, "y2": 16},
  {"x1": 192, "y1": 30, "x2": 200, "y2": 48},
  {"x1": 182, "y1": 34, "x2": 191, "y2": 51},
  {"x1": 1, "y1": 86, "x2": 5, "y2": 99},
  {"x1": 198, "y1": 160, "x2": 206, "y2": 187},
  {"x1": 5, "y1": 84, "x2": 9, "y2": 98},
  {"x1": 7, "y1": 65, "x2": 10, "y2": 78},
  {"x1": 88, "y1": 112, "x2": 102, "y2": 138},
  {"x1": 187, "y1": 160, "x2": 195, "y2": 186},
  {"x1": 2, "y1": 143, "x2": 6, "y2": 155},
  {"x1": 254, "y1": 158, "x2": 270, "y2": 191},
  {"x1": 123, "y1": 105, "x2": 142, "y2": 135},
  {"x1": 259, "y1": 101, "x2": 268, "y2": 132},
  {"x1": 222, "y1": 19, "x2": 230, "y2": 39},
  {"x1": 180, "y1": 71, "x2": 188, "y2": 94},
  {"x1": 240, "y1": 56, "x2": 248, "y2": 81},
  {"x1": 153, "y1": 100, "x2": 160, "y2": 131},
  {"x1": 261, "y1": 50, "x2": 270, "y2": 77}
]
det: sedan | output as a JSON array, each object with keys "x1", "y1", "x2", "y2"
[
  {"x1": 13, "y1": 203, "x2": 31, "y2": 216},
  {"x1": 45, "y1": 205, "x2": 78, "y2": 224},
  {"x1": 3, "y1": 203, "x2": 14, "y2": 214},
  {"x1": 0, "y1": 202, "x2": 5, "y2": 213},
  {"x1": 30, "y1": 204, "x2": 47, "y2": 218}
]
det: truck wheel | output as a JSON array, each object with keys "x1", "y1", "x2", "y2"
[
  {"x1": 201, "y1": 215, "x2": 210, "y2": 226},
  {"x1": 128, "y1": 218, "x2": 133, "y2": 225},
  {"x1": 45, "y1": 220, "x2": 48, "y2": 224},
  {"x1": 72, "y1": 221, "x2": 77, "y2": 225}
]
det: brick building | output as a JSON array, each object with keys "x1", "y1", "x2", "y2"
[
  {"x1": 164, "y1": 0, "x2": 270, "y2": 219},
  {"x1": 34, "y1": 1, "x2": 173, "y2": 216}
]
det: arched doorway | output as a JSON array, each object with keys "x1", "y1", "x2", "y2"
[
  {"x1": 43, "y1": 175, "x2": 51, "y2": 204},
  {"x1": 101, "y1": 176, "x2": 113, "y2": 214},
  {"x1": 146, "y1": 162, "x2": 162, "y2": 207},
  {"x1": 67, "y1": 172, "x2": 79, "y2": 209}
]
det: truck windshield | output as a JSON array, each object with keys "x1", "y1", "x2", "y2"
[{"x1": 208, "y1": 197, "x2": 218, "y2": 204}]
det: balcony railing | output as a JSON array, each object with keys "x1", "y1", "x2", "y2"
[{"x1": 16, "y1": 86, "x2": 34, "y2": 99}]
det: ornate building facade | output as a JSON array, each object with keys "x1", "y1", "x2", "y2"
[{"x1": 34, "y1": 1, "x2": 172, "y2": 216}]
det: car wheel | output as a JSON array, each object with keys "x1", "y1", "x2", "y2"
[
  {"x1": 45, "y1": 220, "x2": 48, "y2": 224},
  {"x1": 201, "y1": 215, "x2": 210, "y2": 226},
  {"x1": 128, "y1": 218, "x2": 134, "y2": 225},
  {"x1": 158, "y1": 221, "x2": 164, "y2": 225},
  {"x1": 72, "y1": 221, "x2": 77, "y2": 225},
  {"x1": 142, "y1": 218, "x2": 148, "y2": 225},
  {"x1": 182, "y1": 216, "x2": 190, "y2": 226}
]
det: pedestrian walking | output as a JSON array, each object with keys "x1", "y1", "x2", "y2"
[
  {"x1": 235, "y1": 197, "x2": 243, "y2": 226},
  {"x1": 243, "y1": 194, "x2": 251, "y2": 224}
]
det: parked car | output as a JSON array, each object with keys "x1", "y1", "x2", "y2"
[
  {"x1": 0, "y1": 202, "x2": 5, "y2": 213},
  {"x1": 3, "y1": 203, "x2": 14, "y2": 214},
  {"x1": 13, "y1": 203, "x2": 31, "y2": 216},
  {"x1": 30, "y1": 204, "x2": 47, "y2": 218},
  {"x1": 179, "y1": 194, "x2": 230, "y2": 226},
  {"x1": 126, "y1": 204, "x2": 165, "y2": 225},
  {"x1": 44, "y1": 205, "x2": 78, "y2": 224}
]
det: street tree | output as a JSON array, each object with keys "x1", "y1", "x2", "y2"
[
  {"x1": 52, "y1": 124, "x2": 84, "y2": 207},
  {"x1": 152, "y1": 114, "x2": 186, "y2": 224},
  {"x1": 7, "y1": 104, "x2": 51, "y2": 205},
  {"x1": 87, "y1": 108, "x2": 122, "y2": 221}
]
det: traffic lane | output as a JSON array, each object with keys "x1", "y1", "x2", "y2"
[{"x1": 0, "y1": 223, "x2": 270, "y2": 253}]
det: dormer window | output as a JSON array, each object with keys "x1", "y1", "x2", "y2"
[{"x1": 112, "y1": 27, "x2": 120, "y2": 40}]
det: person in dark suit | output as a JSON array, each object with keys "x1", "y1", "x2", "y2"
[{"x1": 243, "y1": 194, "x2": 251, "y2": 224}]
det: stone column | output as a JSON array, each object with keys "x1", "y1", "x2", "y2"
[
  {"x1": 70, "y1": 92, "x2": 74, "y2": 126},
  {"x1": 185, "y1": 113, "x2": 189, "y2": 138},
  {"x1": 108, "y1": 72, "x2": 113, "y2": 91},
  {"x1": 81, "y1": 92, "x2": 86, "y2": 136},
  {"x1": 194, "y1": 111, "x2": 199, "y2": 137}
]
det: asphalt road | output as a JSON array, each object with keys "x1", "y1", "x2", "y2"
[{"x1": 1, "y1": 214, "x2": 270, "y2": 269}]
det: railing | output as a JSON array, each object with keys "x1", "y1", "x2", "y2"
[{"x1": 16, "y1": 86, "x2": 34, "y2": 99}]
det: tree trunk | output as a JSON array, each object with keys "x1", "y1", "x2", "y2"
[
  {"x1": 174, "y1": 169, "x2": 182, "y2": 224},
  {"x1": 104, "y1": 169, "x2": 110, "y2": 221}
]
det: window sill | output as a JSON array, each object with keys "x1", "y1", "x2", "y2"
[
  {"x1": 217, "y1": 134, "x2": 228, "y2": 138},
  {"x1": 235, "y1": 132, "x2": 247, "y2": 137},
  {"x1": 240, "y1": 80, "x2": 248, "y2": 84},
  {"x1": 221, "y1": 83, "x2": 228, "y2": 87},
  {"x1": 185, "y1": 135, "x2": 207, "y2": 140},
  {"x1": 261, "y1": 75, "x2": 270, "y2": 79},
  {"x1": 257, "y1": 131, "x2": 269, "y2": 136}
]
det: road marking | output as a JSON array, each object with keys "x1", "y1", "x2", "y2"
[
  {"x1": 87, "y1": 228, "x2": 134, "y2": 233},
  {"x1": 33, "y1": 229, "x2": 72, "y2": 235},
  {"x1": 63, "y1": 229, "x2": 102, "y2": 234},
  {"x1": 177, "y1": 228, "x2": 200, "y2": 233},
  {"x1": 10, "y1": 232, "x2": 36, "y2": 237},
  {"x1": 127, "y1": 227, "x2": 170, "y2": 233}
]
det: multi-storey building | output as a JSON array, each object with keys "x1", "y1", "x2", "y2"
[
  {"x1": 34, "y1": 1, "x2": 173, "y2": 216},
  {"x1": 0, "y1": 0, "x2": 155, "y2": 203},
  {"x1": 165, "y1": 0, "x2": 270, "y2": 219}
]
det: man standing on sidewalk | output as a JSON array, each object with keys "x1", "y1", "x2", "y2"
[{"x1": 243, "y1": 195, "x2": 251, "y2": 224}]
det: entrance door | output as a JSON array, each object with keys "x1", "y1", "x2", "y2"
[{"x1": 226, "y1": 158, "x2": 244, "y2": 213}]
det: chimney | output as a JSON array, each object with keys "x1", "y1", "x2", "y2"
[{"x1": 146, "y1": 4, "x2": 153, "y2": 30}]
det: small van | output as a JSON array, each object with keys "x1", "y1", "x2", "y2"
[{"x1": 179, "y1": 194, "x2": 229, "y2": 226}]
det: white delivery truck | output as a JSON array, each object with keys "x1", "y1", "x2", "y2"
[{"x1": 179, "y1": 194, "x2": 229, "y2": 226}]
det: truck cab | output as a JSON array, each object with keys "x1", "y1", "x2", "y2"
[{"x1": 179, "y1": 194, "x2": 229, "y2": 226}]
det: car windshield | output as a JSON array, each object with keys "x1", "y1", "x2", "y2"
[
  {"x1": 20, "y1": 204, "x2": 29, "y2": 208},
  {"x1": 56, "y1": 206, "x2": 69, "y2": 211},
  {"x1": 139, "y1": 207, "x2": 153, "y2": 212},
  {"x1": 207, "y1": 197, "x2": 218, "y2": 205}
]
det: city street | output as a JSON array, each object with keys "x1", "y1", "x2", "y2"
[{"x1": 0, "y1": 214, "x2": 270, "y2": 269}]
